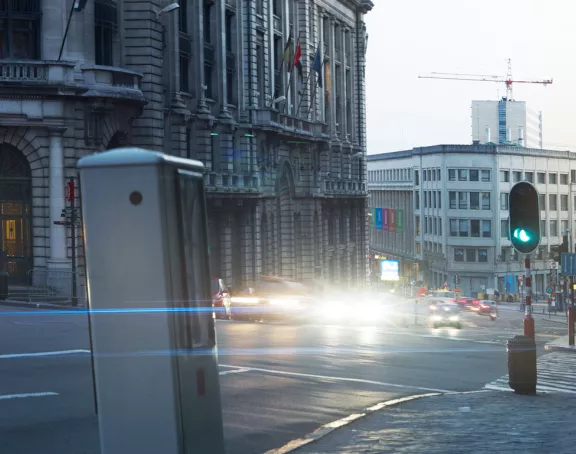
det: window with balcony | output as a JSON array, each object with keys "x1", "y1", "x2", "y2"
[
  {"x1": 95, "y1": 0, "x2": 118, "y2": 66},
  {"x1": 0, "y1": 0, "x2": 42, "y2": 59}
]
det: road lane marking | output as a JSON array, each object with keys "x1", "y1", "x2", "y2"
[
  {"x1": 219, "y1": 364, "x2": 453, "y2": 393},
  {"x1": 219, "y1": 367, "x2": 251, "y2": 376},
  {"x1": 0, "y1": 392, "x2": 59, "y2": 400},
  {"x1": 0, "y1": 349, "x2": 90, "y2": 359}
]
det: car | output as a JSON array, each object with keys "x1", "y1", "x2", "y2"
[
  {"x1": 429, "y1": 303, "x2": 462, "y2": 329},
  {"x1": 211, "y1": 278, "x2": 232, "y2": 319},
  {"x1": 455, "y1": 297, "x2": 478, "y2": 312},
  {"x1": 476, "y1": 299, "x2": 498, "y2": 320}
]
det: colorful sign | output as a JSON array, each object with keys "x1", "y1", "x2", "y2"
[
  {"x1": 397, "y1": 209, "x2": 404, "y2": 233},
  {"x1": 389, "y1": 209, "x2": 396, "y2": 233},
  {"x1": 370, "y1": 208, "x2": 376, "y2": 227},
  {"x1": 375, "y1": 208, "x2": 383, "y2": 230},
  {"x1": 383, "y1": 208, "x2": 389, "y2": 231}
]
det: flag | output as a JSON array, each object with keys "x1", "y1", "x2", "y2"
[
  {"x1": 293, "y1": 39, "x2": 303, "y2": 82},
  {"x1": 282, "y1": 30, "x2": 293, "y2": 72},
  {"x1": 312, "y1": 44, "x2": 323, "y2": 87},
  {"x1": 324, "y1": 61, "x2": 331, "y2": 97}
]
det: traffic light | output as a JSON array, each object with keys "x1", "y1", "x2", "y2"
[{"x1": 509, "y1": 181, "x2": 540, "y2": 254}]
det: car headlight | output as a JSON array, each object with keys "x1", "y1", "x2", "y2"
[
  {"x1": 432, "y1": 315, "x2": 442, "y2": 321},
  {"x1": 269, "y1": 298, "x2": 295, "y2": 306},
  {"x1": 449, "y1": 315, "x2": 459, "y2": 322}
]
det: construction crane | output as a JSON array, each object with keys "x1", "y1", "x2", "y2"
[{"x1": 418, "y1": 59, "x2": 552, "y2": 101}]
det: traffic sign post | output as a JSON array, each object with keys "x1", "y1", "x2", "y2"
[
  {"x1": 78, "y1": 149, "x2": 225, "y2": 454},
  {"x1": 561, "y1": 253, "x2": 576, "y2": 346}
]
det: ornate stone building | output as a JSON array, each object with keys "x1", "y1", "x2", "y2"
[{"x1": 0, "y1": 0, "x2": 372, "y2": 291}]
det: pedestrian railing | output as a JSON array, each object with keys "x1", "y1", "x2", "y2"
[{"x1": 27, "y1": 268, "x2": 86, "y2": 305}]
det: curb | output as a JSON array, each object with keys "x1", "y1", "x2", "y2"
[
  {"x1": 0, "y1": 300, "x2": 85, "y2": 311},
  {"x1": 263, "y1": 392, "x2": 442, "y2": 454},
  {"x1": 544, "y1": 344, "x2": 576, "y2": 353}
]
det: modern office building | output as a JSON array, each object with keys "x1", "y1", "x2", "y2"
[
  {"x1": 471, "y1": 99, "x2": 542, "y2": 149},
  {"x1": 368, "y1": 144, "x2": 575, "y2": 297},
  {"x1": 0, "y1": 0, "x2": 373, "y2": 291}
]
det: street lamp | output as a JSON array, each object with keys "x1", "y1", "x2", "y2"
[{"x1": 154, "y1": 3, "x2": 180, "y2": 19}]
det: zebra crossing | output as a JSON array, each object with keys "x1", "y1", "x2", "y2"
[{"x1": 485, "y1": 352, "x2": 576, "y2": 394}]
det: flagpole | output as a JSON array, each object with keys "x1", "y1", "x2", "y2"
[
  {"x1": 306, "y1": 57, "x2": 326, "y2": 119},
  {"x1": 295, "y1": 66, "x2": 314, "y2": 117},
  {"x1": 283, "y1": 30, "x2": 302, "y2": 114}
]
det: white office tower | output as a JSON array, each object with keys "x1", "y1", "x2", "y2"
[{"x1": 471, "y1": 99, "x2": 541, "y2": 148}]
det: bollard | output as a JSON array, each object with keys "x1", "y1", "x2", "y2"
[
  {"x1": 507, "y1": 335, "x2": 537, "y2": 395},
  {"x1": 0, "y1": 271, "x2": 8, "y2": 301}
]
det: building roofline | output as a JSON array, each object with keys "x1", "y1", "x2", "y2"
[{"x1": 367, "y1": 144, "x2": 573, "y2": 161}]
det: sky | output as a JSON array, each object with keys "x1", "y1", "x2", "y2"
[{"x1": 364, "y1": 0, "x2": 575, "y2": 154}]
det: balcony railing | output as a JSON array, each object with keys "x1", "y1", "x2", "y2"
[
  {"x1": 81, "y1": 65, "x2": 144, "y2": 101},
  {"x1": 0, "y1": 60, "x2": 75, "y2": 84},
  {"x1": 205, "y1": 172, "x2": 260, "y2": 194},
  {"x1": 251, "y1": 108, "x2": 328, "y2": 138},
  {"x1": 324, "y1": 179, "x2": 366, "y2": 195}
]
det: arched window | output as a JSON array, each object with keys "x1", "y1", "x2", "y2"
[{"x1": 0, "y1": 0, "x2": 42, "y2": 59}]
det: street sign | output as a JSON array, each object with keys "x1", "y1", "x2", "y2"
[
  {"x1": 546, "y1": 286, "x2": 553, "y2": 294},
  {"x1": 561, "y1": 253, "x2": 576, "y2": 276}
]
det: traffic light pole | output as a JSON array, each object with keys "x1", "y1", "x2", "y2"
[
  {"x1": 569, "y1": 276, "x2": 575, "y2": 346},
  {"x1": 524, "y1": 257, "x2": 535, "y2": 340}
]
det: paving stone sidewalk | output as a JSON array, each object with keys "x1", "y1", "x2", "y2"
[{"x1": 293, "y1": 391, "x2": 576, "y2": 454}]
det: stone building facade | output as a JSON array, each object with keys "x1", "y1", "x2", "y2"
[{"x1": 0, "y1": 0, "x2": 373, "y2": 291}]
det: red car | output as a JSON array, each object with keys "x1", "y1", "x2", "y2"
[{"x1": 211, "y1": 278, "x2": 232, "y2": 319}]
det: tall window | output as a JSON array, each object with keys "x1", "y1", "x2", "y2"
[
  {"x1": 95, "y1": 0, "x2": 118, "y2": 66},
  {"x1": 225, "y1": 10, "x2": 236, "y2": 104},
  {"x1": 179, "y1": 0, "x2": 191, "y2": 93},
  {"x1": 0, "y1": 0, "x2": 41, "y2": 59},
  {"x1": 203, "y1": 1, "x2": 214, "y2": 99}
]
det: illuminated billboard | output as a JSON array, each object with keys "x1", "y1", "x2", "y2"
[{"x1": 380, "y1": 260, "x2": 399, "y2": 281}]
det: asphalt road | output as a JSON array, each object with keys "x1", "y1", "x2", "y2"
[{"x1": 0, "y1": 302, "x2": 567, "y2": 454}]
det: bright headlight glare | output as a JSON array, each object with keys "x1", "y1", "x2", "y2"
[
  {"x1": 269, "y1": 298, "x2": 293, "y2": 306},
  {"x1": 449, "y1": 315, "x2": 459, "y2": 321},
  {"x1": 432, "y1": 315, "x2": 442, "y2": 321}
]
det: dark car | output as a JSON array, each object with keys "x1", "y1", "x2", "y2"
[
  {"x1": 212, "y1": 278, "x2": 232, "y2": 319},
  {"x1": 429, "y1": 303, "x2": 462, "y2": 329}
]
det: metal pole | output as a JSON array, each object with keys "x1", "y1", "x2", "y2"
[
  {"x1": 70, "y1": 177, "x2": 78, "y2": 307},
  {"x1": 58, "y1": 1, "x2": 76, "y2": 61},
  {"x1": 524, "y1": 256, "x2": 535, "y2": 339},
  {"x1": 570, "y1": 276, "x2": 575, "y2": 346}
]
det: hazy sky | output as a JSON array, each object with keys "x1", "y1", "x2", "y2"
[{"x1": 364, "y1": 0, "x2": 574, "y2": 153}]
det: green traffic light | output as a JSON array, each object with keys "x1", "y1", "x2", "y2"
[{"x1": 513, "y1": 228, "x2": 532, "y2": 243}]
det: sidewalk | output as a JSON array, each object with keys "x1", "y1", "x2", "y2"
[
  {"x1": 288, "y1": 391, "x2": 576, "y2": 454},
  {"x1": 545, "y1": 334, "x2": 576, "y2": 352}
]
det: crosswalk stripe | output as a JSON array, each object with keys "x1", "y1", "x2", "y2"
[{"x1": 485, "y1": 351, "x2": 576, "y2": 394}]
